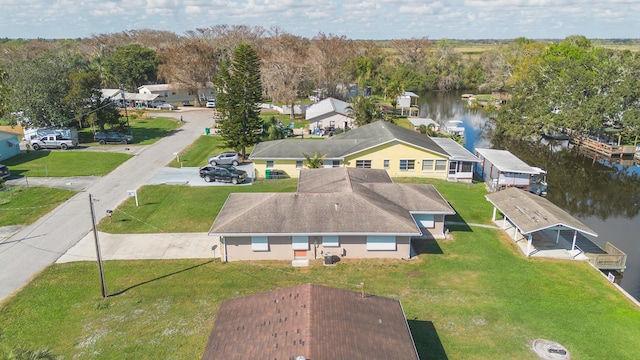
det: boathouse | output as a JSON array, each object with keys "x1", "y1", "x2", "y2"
[
  {"x1": 475, "y1": 148, "x2": 546, "y2": 194},
  {"x1": 485, "y1": 188, "x2": 626, "y2": 272}
]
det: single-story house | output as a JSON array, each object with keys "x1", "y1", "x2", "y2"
[
  {"x1": 208, "y1": 167, "x2": 455, "y2": 264},
  {"x1": 408, "y1": 117, "x2": 439, "y2": 132},
  {"x1": 249, "y1": 120, "x2": 479, "y2": 181},
  {"x1": 305, "y1": 97, "x2": 352, "y2": 131},
  {"x1": 138, "y1": 84, "x2": 214, "y2": 104},
  {"x1": 0, "y1": 131, "x2": 21, "y2": 161},
  {"x1": 201, "y1": 283, "x2": 419, "y2": 360},
  {"x1": 102, "y1": 88, "x2": 159, "y2": 108}
]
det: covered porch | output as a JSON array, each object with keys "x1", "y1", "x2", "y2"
[{"x1": 485, "y1": 188, "x2": 597, "y2": 261}]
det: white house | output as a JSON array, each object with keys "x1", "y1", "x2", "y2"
[{"x1": 305, "y1": 97, "x2": 352, "y2": 131}]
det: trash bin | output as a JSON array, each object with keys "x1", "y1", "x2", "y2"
[
  {"x1": 265, "y1": 169, "x2": 271, "y2": 179},
  {"x1": 324, "y1": 252, "x2": 333, "y2": 265},
  {"x1": 205, "y1": 127, "x2": 210, "y2": 135}
]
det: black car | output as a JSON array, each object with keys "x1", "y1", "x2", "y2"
[
  {"x1": 94, "y1": 131, "x2": 134, "y2": 145},
  {"x1": 199, "y1": 165, "x2": 248, "y2": 184},
  {"x1": 0, "y1": 164, "x2": 10, "y2": 179}
]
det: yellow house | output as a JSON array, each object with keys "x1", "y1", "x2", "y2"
[{"x1": 249, "y1": 120, "x2": 479, "y2": 181}]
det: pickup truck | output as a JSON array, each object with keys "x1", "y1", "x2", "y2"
[{"x1": 30, "y1": 134, "x2": 76, "y2": 150}]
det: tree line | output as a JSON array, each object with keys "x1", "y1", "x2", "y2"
[{"x1": 0, "y1": 27, "x2": 637, "y2": 142}]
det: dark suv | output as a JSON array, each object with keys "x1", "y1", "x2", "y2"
[
  {"x1": 0, "y1": 164, "x2": 10, "y2": 179},
  {"x1": 94, "y1": 131, "x2": 134, "y2": 145},
  {"x1": 199, "y1": 165, "x2": 248, "y2": 184}
]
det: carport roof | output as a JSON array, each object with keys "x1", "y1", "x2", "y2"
[{"x1": 485, "y1": 188, "x2": 597, "y2": 236}]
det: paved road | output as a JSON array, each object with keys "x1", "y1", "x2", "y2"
[{"x1": 0, "y1": 108, "x2": 215, "y2": 302}]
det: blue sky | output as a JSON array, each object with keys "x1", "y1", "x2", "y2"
[{"x1": 1, "y1": 0, "x2": 639, "y2": 40}]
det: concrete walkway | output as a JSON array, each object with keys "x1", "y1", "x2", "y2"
[{"x1": 56, "y1": 232, "x2": 217, "y2": 263}]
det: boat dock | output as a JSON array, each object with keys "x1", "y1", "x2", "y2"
[{"x1": 569, "y1": 133, "x2": 637, "y2": 158}]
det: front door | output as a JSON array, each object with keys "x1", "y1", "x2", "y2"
[{"x1": 294, "y1": 250, "x2": 307, "y2": 260}]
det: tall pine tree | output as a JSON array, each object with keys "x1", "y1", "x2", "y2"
[{"x1": 214, "y1": 43, "x2": 263, "y2": 159}]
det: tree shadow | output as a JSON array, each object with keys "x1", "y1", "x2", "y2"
[
  {"x1": 409, "y1": 320, "x2": 449, "y2": 360},
  {"x1": 108, "y1": 260, "x2": 213, "y2": 297}
]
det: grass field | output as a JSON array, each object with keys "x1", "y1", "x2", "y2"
[
  {"x1": 0, "y1": 186, "x2": 76, "y2": 226},
  {"x1": 77, "y1": 116, "x2": 181, "y2": 146},
  {"x1": 1, "y1": 151, "x2": 132, "y2": 177},
  {"x1": 1, "y1": 179, "x2": 639, "y2": 359}
]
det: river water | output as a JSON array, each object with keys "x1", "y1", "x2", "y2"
[{"x1": 416, "y1": 91, "x2": 640, "y2": 302}]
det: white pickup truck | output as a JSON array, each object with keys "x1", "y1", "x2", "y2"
[{"x1": 30, "y1": 134, "x2": 77, "y2": 150}]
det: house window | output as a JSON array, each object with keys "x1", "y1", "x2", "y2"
[
  {"x1": 383, "y1": 159, "x2": 390, "y2": 169},
  {"x1": 366, "y1": 236, "x2": 396, "y2": 251},
  {"x1": 435, "y1": 160, "x2": 447, "y2": 171},
  {"x1": 399, "y1": 159, "x2": 415, "y2": 171},
  {"x1": 296, "y1": 160, "x2": 303, "y2": 169},
  {"x1": 422, "y1": 159, "x2": 434, "y2": 171},
  {"x1": 324, "y1": 160, "x2": 340, "y2": 168},
  {"x1": 292, "y1": 236, "x2": 309, "y2": 250},
  {"x1": 355, "y1": 160, "x2": 371, "y2": 168},
  {"x1": 163, "y1": 91, "x2": 169, "y2": 97},
  {"x1": 461, "y1": 162, "x2": 473, "y2": 172},
  {"x1": 251, "y1": 236, "x2": 269, "y2": 251},
  {"x1": 266, "y1": 161, "x2": 274, "y2": 169},
  {"x1": 323, "y1": 236, "x2": 339, "y2": 247}
]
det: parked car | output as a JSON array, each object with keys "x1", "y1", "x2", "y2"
[
  {"x1": 208, "y1": 152, "x2": 240, "y2": 166},
  {"x1": 199, "y1": 165, "x2": 248, "y2": 184},
  {"x1": 30, "y1": 134, "x2": 76, "y2": 150},
  {"x1": 93, "y1": 131, "x2": 133, "y2": 145},
  {"x1": 0, "y1": 164, "x2": 10, "y2": 179},
  {"x1": 157, "y1": 103, "x2": 177, "y2": 110},
  {"x1": 206, "y1": 100, "x2": 216, "y2": 108},
  {"x1": 182, "y1": 101, "x2": 193, "y2": 106}
]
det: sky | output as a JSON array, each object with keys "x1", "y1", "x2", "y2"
[{"x1": 1, "y1": 0, "x2": 639, "y2": 40}]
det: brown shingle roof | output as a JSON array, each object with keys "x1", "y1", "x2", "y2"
[{"x1": 201, "y1": 283, "x2": 419, "y2": 360}]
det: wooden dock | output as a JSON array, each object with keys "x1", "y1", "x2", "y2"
[
  {"x1": 583, "y1": 242, "x2": 627, "y2": 272},
  {"x1": 569, "y1": 134, "x2": 637, "y2": 158}
]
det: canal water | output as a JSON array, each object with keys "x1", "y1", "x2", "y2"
[{"x1": 416, "y1": 90, "x2": 640, "y2": 302}]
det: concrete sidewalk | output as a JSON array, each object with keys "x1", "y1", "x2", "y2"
[{"x1": 56, "y1": 232, "x2": 217, "y2": 263}]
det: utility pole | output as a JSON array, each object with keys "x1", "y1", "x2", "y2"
[
  {"x1": 90, "y1": 194, "x2": 107, "y2": 298},
  {"x1": 120, "y1": 84, "x2": 130, "y2": 129}
]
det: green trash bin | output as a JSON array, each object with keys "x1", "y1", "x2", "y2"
[
  {"x1": 265, "y1": 169, "x2": 271, "y2": 179},
  {"x1": 205, "y1": 127, "x2": 210, "y2": 135}
]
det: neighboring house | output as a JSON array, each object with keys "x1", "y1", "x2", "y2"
[
  {"x1": 249, "y1": 120, "x2": 479, "y2": 181},
  {"x1": 0, "y1": 131, "x2": 21, "y2": 161},
  {"x1": 208, "y1": 167, "x2": 455, "y2": 264},
  {"x1": 202, "y1": 283, "x2": 420, "y2": 360},
  {"x1": 397, "y1": 91, "x2": 419, "y2": 116},
  {"x1": 408, "y1": 117, "x2": 439, "y2": 132},
  {"x1": 305, "y1": 97, "x2": 352, "y2": 131},
  {"x1": 475, "y1": 148, "x2": 546, "y2": 193},
  {"x1": 102, "y1": 89, "x2": 159, "y2": 108},
  {"x1": 138, "y1": 84, "x2": 213, "y2": 104}
]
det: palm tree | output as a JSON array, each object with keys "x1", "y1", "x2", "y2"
[
  {"x1": 302, "y1": 151, "x2": 327, "y2": 168},
  {"x1": 346, "y1": 95, "x2": 385, "y2": 126}
]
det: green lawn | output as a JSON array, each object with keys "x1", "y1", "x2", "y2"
[
  {"x1": 1, "y1": 180, "x2": 639, "y2": 359},
  {"x1": 78, "y1": 116, "x2": 181, "y2": 146},
  {"x1": 0, "y1": 186, "x2": 76, "y2": 226},
  {"x1": 166, "y1": 135, "x2": 233, "y2": 168},
  {"x1": 2, "y1": 151, "x2": 132, "y2": 177},
  {"x1": 97, "y1": 179, "x2": 298, "y2": 233}
]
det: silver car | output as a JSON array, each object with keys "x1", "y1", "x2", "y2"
[{"x1": 208, "y1": 152, "x2": 240, "y2": 166}]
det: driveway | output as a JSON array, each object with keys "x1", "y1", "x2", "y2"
[
  {"x1": 148, "y1": 163, "x2": 254, "y2": 186},
  {"x1": 0, "y1": 108, "x2": 218, "y2": 301}
]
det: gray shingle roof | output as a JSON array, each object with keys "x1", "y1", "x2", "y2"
[
  {"x1": 305, "y1": 97, "x2": 350, "y2": 121},
  {"x1": 209, "y1": 168, "x2": 455, "y2": 236},
  {"x1": 485, "y1": 187, "x2": 597, "y2": 236},
  {"x1": 250, "y1": 120, "x2": 456, "y2": 160},
  {"x1": 201, "y1": 283, "x2": 420, "y2": 360}
]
